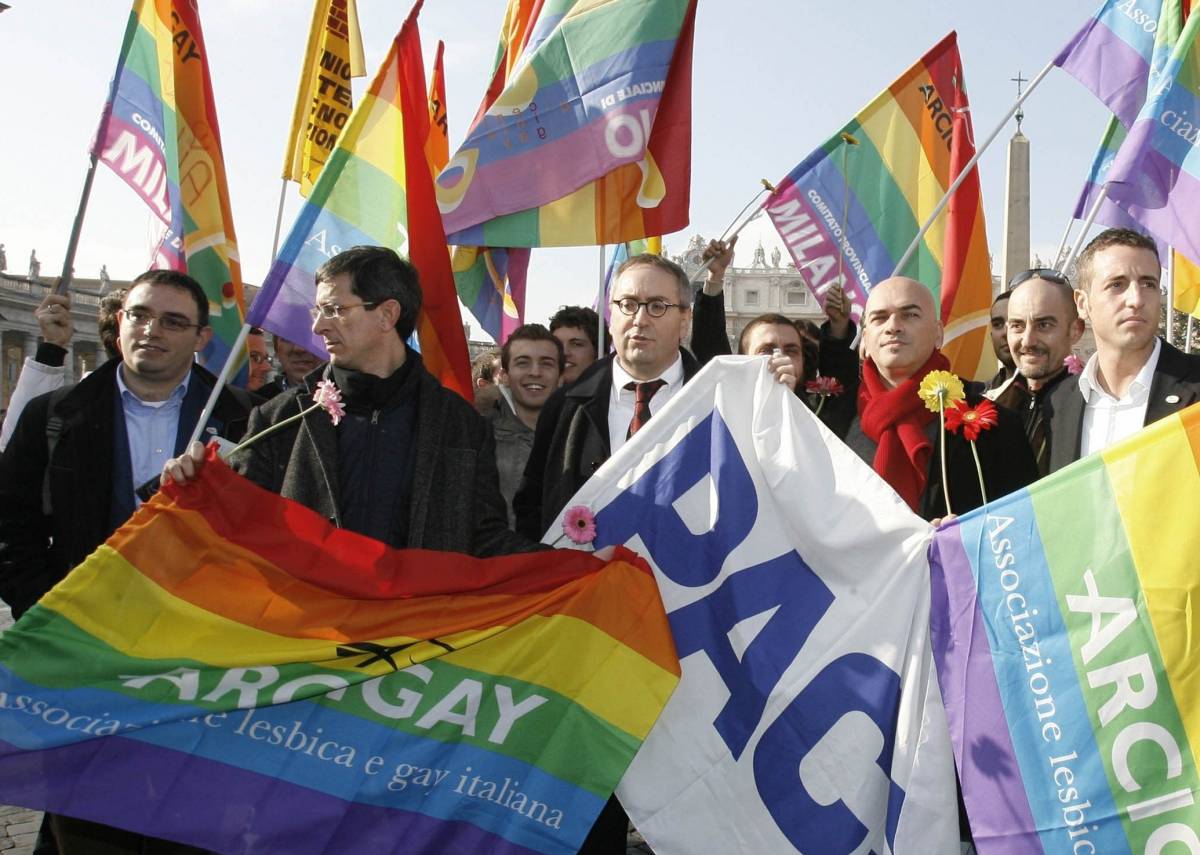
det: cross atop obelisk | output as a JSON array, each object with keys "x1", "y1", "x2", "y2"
[{"x1": 1011, "y1": 70, "x2": 1028, "y2": 131}]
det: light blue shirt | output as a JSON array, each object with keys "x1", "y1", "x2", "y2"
[{"x1": 116, "y1": 365, "x2": 190, "y2": 501}]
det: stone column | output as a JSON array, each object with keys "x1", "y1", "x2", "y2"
[
  {"x1": 22, "y1": 332, "x2": 37, "y2": 362},
  {"x1": 1001, "y1": 130, "x2": 1031, "y2": 290}
]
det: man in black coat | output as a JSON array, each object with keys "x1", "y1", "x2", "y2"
[
  {"x1": 0, "y1": 269, "x2": 256, "y2": 854},
  {"x1": 165, "y1": 246, "x2": 535, "y2": 559},
  {"x1": 845, "y1": 276, "x2": 1037, "y2": 522},
  {"x1": 1044, "y1": 228, "x2": 1200, "y2": 472}
]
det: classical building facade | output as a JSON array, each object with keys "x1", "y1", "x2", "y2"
[
  {"x1": 0, "y1": 272, "x2": 107, "y2": 414},
  {"x1": 674, "y1": 235, "x2": 829, "y2": 349}
]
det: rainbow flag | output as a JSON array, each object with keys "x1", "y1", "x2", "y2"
[
  {"x1": 281, "y1": 0, "x2": 366, "y2": 197},
  {"x1": 436, "y1": 0, "x2": 695, "y2": 247},
  {"x1": 1106, "y1": 9, "x2": 1200, "y2": 265},
  {"x1": 765, "y1": 32, "x2": 994, "y2": 380},
  {"x1": 930, "y1": 406, "x2": 1200, "y2": 853},
  {"x1": 95, "y1": 0, "x2": 245, "y2": 376},
  {"x1": 0, "y1": 453, "x2": 679, "y2": 854},
  {"x1": 1173, "y1": 248, "x2": 1200, "y2": 318},
  {"x1": 248, "y1": 1, "x2": 473, "y2": 399},
  {"x1": 1054, "y1": 0, "x2": 1168, "y2": 127},
  {"x1": 453, "y1": 246, "x2": 531, "y2": 343}
]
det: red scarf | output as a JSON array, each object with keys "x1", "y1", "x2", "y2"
[{"x1": 857, "y1": 350, "x2": 951, "y2": 511}]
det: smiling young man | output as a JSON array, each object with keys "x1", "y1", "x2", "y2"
[
  {"x1": 0, "y1": 269, "x2": 257, "y2": 853},
  {"x1": 491, "y1": 324, "x2": 563, "y2": 522},
  {"x1": 1045, "y1": 228, "x2": 1200, "y2": 471},
  {"x1": 164, "y1": 245, "x2": 536, "y2": 558}
]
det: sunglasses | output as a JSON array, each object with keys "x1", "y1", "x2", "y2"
[{"x1": 1007, "y1": 268, "x2": 1071, "y2": 290}]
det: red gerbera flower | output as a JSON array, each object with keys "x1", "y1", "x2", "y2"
[
  {"x1": 804, "y1": 376, "x2": 845, "y2": 397},
  {"x1": 944, "y1": 399, "x2": 998, "y2": 442}
]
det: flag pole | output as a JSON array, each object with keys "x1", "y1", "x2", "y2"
[
  {"x1": 1166, "y1": 249, "x2": 1176, "y2": 347},
  {"x1": 55, "y1": 148, "x2": 103, "y2": 297},
  {"x1": 270, "y1": 178, "x2": 289, "y2": 262},
  {"x1": 1060, "y1": 183, "x2": 1109, "y2": 276},
  {"x1": 1052, "y1": 217, "x2": 1075, "y2": 271},
  {"x1": 892, "y1": 59, "x2": 1054, "y2": 277},
  {"x1": 1187, "y1": 314, "x2": 1195, "y2": 353},
  {"x1": 836, "y1": 132, "x2": 859, "y2": 294},
  {"x1": 186, "y1": 322, "x2": 253, "y2": 448},
  {"x1": 691, "y1": 179, "x2": 778, "y2": 282}
]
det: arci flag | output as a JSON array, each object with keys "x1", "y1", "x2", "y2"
[
  {"x1": 555, "y1": 358, "x2": 959, "y2": 853},
  {"x1": 1054, "y1": 0, "x2": 1167, "y2": 127},
  {"x1": 436, "y1": 0, "x2": 695, "y2": 247},
  {"x1": 249, "y1": 1, "x2": 473, "y2": 399},
  {"x1": 1106, "y1": 10, "x2": 1200, "y2": 264},
  {"x1": 0, "y1": 452, "x2": 679, "y2": 854},
  {"x1": 95, "y1": 0, "x2": 245, "y2": 373},
  {"x1": 930, "y1": 405, "x2": 1200, "y2": 853},
  {"x1": 766, "y1": 33, "x2": 995, "y2": 380},
  {"x1": 282, "y1": 0, "x2": 366, "y2": 197}
]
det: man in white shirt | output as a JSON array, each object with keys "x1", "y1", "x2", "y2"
[{"x1": 1046, "y1": 228, "x2": 1200, "y2": 471}]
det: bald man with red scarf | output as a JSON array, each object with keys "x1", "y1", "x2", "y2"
[{"x1": 844, "y1": 277, "x2": 1037, "y2": 521}]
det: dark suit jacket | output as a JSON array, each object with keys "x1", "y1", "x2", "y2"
[
  {"x1": 232, "y1": 360, "x2": 536, "y2": 558},
  {"x1": 514, "y1": 350, "x2": 701, "y2": 540},
  {"x1": 845, "y1": 383, "x2": 1039, "y2": 521},
  {"x1": 0, "y1": 360, "x2": 256, "y2": 618},
  {"x1": 1045, "y1": 339, "x2": 1200, "y2": 473}
]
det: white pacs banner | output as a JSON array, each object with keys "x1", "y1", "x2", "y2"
[{"x1": 550, "y1": 358, "x2": 958, "y2": 854}]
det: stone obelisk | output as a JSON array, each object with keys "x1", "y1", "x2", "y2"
[{"x1": 1001, "y1": 72, "x2": 1031, "y2": 289}]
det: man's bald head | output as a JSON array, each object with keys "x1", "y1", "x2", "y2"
[{"x1": 862, "y1": 277, "x2": 943, "y2": 386}]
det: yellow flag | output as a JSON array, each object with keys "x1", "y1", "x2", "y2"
[
  {"x1": 281, "y1": 0, "x2": 366, "y2": 196},
  {"x1": 1173, "y1": 249, "x2": 1200, "y2": 320}
]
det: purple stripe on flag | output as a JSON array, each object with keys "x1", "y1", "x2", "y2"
[
  {"x1": 0, "y1": 737, "x2": 545, "y2": 855},
  {"x1": 1109, "y1": 144, "x2": 1200, "y2": 263},
  {"x1": 929, "y1": 528, "x2": 1043, "y2": 854},
  {"x1": 1055, "y1": 18, "x2": 1151, "y2": 127}
]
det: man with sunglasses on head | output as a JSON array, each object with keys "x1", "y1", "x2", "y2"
[
  {"x1": 0, "y1": 269, "x2": 256, "y2": 853},
  {"x1": 164, "y1": 245, "x2": 535, "y2": 559},
  {"x1": 1044, "y1": 228, "x2": 1200, "y2": 471},
  {"x1": 993, "y1": 268, "x2": 1084, "y2": 476}
]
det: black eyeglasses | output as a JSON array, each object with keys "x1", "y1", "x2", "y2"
[
  {"x1": 1007, "y1": 268, "x2": 1071, "y2": 290},
  {"x1": 120, "y1": 307, "x2": 204, "y2": 333},
  {"x1": 611, "y1": 297, "x2": 683, "y2": 318}
]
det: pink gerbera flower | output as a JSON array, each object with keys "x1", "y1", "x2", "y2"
[
  {"x1": 313, "y1": 379, "x2": 346, "y2": 426},
  {"x1": 805, "y1": 376, "x2": 845, "y2": 397},
  {"x1": 562, "y1": 505, "x2": 597, "y2": 545},
  {"x1": 1063, "y1": 353, "x2": 1084, "y2": 375}
]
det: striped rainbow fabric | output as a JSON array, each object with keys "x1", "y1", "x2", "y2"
[
  {"x1": 435, "y1": 0, "x2": 695, "y2": 248},
  {"x1": 0, "y1": 453, "x2": 679, "y2": 854},
  {"x1": 248, "y1": 1, "x2": 473, "y2": 399},
  {"x1": 765, "y1": 32, "x2": 994, "y2": 380},
  {"x1": 930, "y1": 405, "x2": 1200, "y2": 853},
  {"x1": 95, "y1": 0, "x2": 245, "y2": 376}
]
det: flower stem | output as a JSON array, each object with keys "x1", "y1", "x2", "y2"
[
  {"x1": 970, "y1": 439, "x2": 988, "y2": 505},
  {"x1": 939, "y1": 400, "x2": 953, "y2": 516},
  {"x1": 813, "y1": 397, "x2": 826, "y2": 417},
  {"x1": 223, "y1": 402, "x2": 321, "y2": 460}
]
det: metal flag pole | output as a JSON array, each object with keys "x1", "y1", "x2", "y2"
[
  {"x1": 1187, "y1": 314, "x2": 1195, "y2": 353},
  {"x1": 690, "y1": 179, "x2": 778, "y2": 282},
  {"x1": 1060, "y1": 183, "x2": 1110, "y2": 276},
  {"x1": 891, "y1": 59, "x2": 1054, "y2": 277},
  {"x1": 598, "y1": 244, "x2": 606, "y2": 353},
  {"x1": 186, "y1": 322, "x2": 254, "y2": 448},
  {"x1": 836, "y1": 132, "x2": 859, "y2": 295},
  {"x1": 269, "y1": 178, "x2": 289, "y2": 262}
]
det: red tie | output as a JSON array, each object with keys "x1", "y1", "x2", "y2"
[{"x1": 626, "y1": 379, "x2": 666, "y2": 438}]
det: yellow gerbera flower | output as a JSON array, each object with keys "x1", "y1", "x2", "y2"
[{"x1": 917, "y1": 370, "x2": 965, "y2": 413}]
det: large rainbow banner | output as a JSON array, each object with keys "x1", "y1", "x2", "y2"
[
  {"x1": 930, "y1": 406, "x2": 1200, "y2": 852},
  {"x1": 95, "y1": 0, "x2": 245, "y2": 375},
  {"x1": 436, "y1": 0, "x2": 695, "y2": 247},
  {"x1": 248, "y1": 1, "x2": 473, "y2": 399},
  {"x1": 0, "y1": 453, "x2": 678, "y2": 854},
  {"x1": 765, "y1": 32, "x2": 994, "y2": 380}
]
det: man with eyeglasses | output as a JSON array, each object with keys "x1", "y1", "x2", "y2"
[
  {"x1": 1045, "y1": 228, "x2": 1200, "y2": 471},
  {"x1": 994, "y1": 269, "x2": 1084, "y2": 476},
  {"x1": 164, "y1": 245, "x2": 536, "y2": 559},
  {"x1": 244, "y1": 326, "x2": 273, "y2": 392},
  {"x1": 0, "y1": 269, "x2": 256, "y2": 853}
]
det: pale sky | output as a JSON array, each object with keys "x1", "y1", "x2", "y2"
[{"x1": 1, "y1": 1, "x2": 1109, "y2": 341}]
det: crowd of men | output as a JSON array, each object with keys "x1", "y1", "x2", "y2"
[{"x1": 0, "y1": 226, "x2": 1197, "y2": 853}]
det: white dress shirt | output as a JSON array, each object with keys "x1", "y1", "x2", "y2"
[
  {"x1": 1078, "y1": 338, "x2": 1160, "y2": 458},
  {"x1": 608, "y1": 354, "x2": 685, "y2": 453}
]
